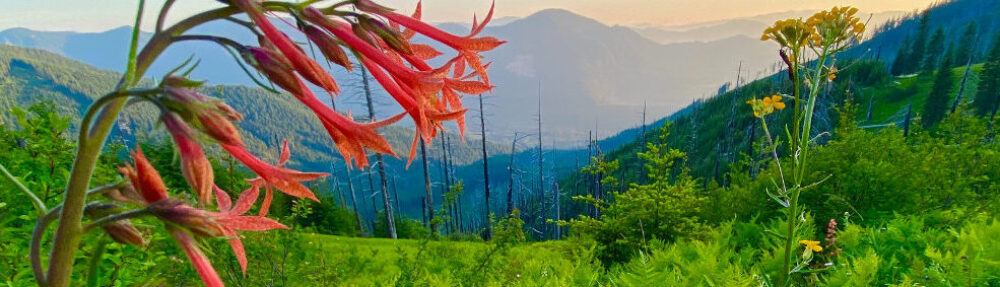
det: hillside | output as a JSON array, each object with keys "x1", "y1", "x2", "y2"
[
  {"x1": 0, "y1": 45, "x2": 521, "y2": 219},
  {"x1": 0, "y1": 8, "x2": 779, "y2": 145}
]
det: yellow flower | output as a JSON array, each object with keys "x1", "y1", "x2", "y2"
[
  {"x1": 799, "y1": 240, "x2": 823, "y2": 252},
  {"x1": 770, "y1": 95, "x2": 786, "y2": 110},
  {"x1": 805, "y1": 6, "x2": 866, "y2": 49},
  {"x1": 747, "y1": 94, "x2": 786, "y2": 118}
]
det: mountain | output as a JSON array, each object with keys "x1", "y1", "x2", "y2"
[
  {"x1": 0, "y1": 45, "x2": 522, "y2": 219},
  {"x1": 632, "y1": 10, "x2": 908, "y2": 45},
  {"x1": 567, "y1": 0, "x2": 999, "y2": 189},
  {"x1": 0, "y1": 9, "x2": 779, "y2": 146}
]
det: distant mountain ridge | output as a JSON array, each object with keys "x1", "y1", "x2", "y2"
[
  {"x1": 0, "y1": 8, "x2": 778, "y2": 146},
  {"x1": 631, "y1": 10, "x2": 909, "y2": 45}
]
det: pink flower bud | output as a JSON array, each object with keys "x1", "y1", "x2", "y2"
[
  {"x1": 149, "y1": 199, "x2": 226, "y2": 237},
  {"x1": 162, "y1": 114, "x2": 215, "y2": 206},
  {"x1": 302, "y1": 24, "x2": 353, "y2": 71},
  {"x1": 84, "y1": 204, "x2": 147, "y2": 246},
  {"x1": 245, "y1": 47, "x2": 303, "y2": 95}
]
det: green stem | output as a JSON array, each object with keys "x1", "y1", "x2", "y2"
[
  {"x1": 42, "y1": 5, "x2": 241, "y2": 286},
  {"x1": 0, "y1": 162, "x2": 47, "y2": 215},
  {"x1": 82, "y1": 209, "x2": 149, "y2": 232},
  {"x1": 84, "y1": 238, "x2": 108, "y2": 287},
  {"x1": 780, "y1": 46, "x2": 830, "y2": 287}
]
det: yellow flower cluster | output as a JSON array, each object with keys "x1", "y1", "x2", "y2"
[
  {"x1": 799, "y1": 240, "x2": 823, "y2": 252},
  {"x1": 761, "y1": 6, "x2": 865, "y2": 52},
  {"x1": 760, "y1": 18, "x2": 813, "y2": 57},
  {"x1": 746, "y1": 94, "x2": 786, "y2": 118},
  {"x1": 806, "y1": 6, "x2": 865, "y2": 48}
]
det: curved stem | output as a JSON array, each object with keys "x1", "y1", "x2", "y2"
[
  {"x1": 0, "y1": 162, "x2": 47, "y2": 215},
  {"x1": 82, "y1": 209, "x2": 149, "y2": 232},
  {"x1": 31, "y1": 183, "x2": 121, "y2": 287},
  {"x1": 155, "y1": 0, "x2": 176, "y2": 33},
  {"x1": 30, "y1": 206, "x2": 59, "y2": 286},
  {"x1": 43, "y1": 5, "x2": 241, "y2": 286}
]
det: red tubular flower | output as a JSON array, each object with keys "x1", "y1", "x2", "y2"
[
  {"x1": 362, "y1": 1, "x2": 504, "y2": 83},
  {"x1": 163, "y1": 87, "x2": 245, "y2": 147},
  {"x1": 211, "y1": 184, "x2": 288, "y2": 274},
  {"x1": 301, "y1": 7, "x2": 444, "y2": 97},
  {"x1": 169, "y1": 227, "x2": 225, "y2": 287},
  {"x1": 233, "y1": 0, "x2": 340, "y2": 95},
  {"x1": 220, "y1": 143, "x2": 326, "y2": 200},
  {"x1": 119, "y1": 148, "x2": 168, "y2": 203},
  {"x1": 163, "y1": 113, "x2": 214, "y2": 206}
]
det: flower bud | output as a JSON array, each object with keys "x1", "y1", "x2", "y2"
[
  {"x1": 149, "y1": 199, "x2": 225, "y2": 238},
  {"x1": 359, "y1": 15, "x2": 412, "y2": 55},
  {"x1": 162, "y1": 113, "x2": 215, "y2": 206},
  {"x1": 245, "y1": 47, "x2": 303, "y2": 95},
  {"x1": 85, "y1": 203, "x2": 147, "y2": 246},
  {"x1": 302, "y1": 24, "x2": 353, "y2": 71},
  {"x1": 120, "y1": 148, "x2": 168, "y2": 203}
]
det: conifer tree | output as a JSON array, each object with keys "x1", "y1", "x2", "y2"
[
  {"x1": 891, "y1": 35, "x2": 913, "y2": 75},
  {"x1": 923, "y1": 46, "x2": 954, "y2": 127},
  {"x1": 973, "y1": 35, "x2": 1000, "y2": 117},
  {"x1": 923, "y1": 27, "x2": 946, "y2": 72},
  {"x1": 907, "y1": 12, "x2": 931, "y2": 74},
  {"x1": 954, "y1": 22, "x2": 978, "y2": 68}
]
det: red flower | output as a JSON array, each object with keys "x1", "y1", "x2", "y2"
[
  {"x1": 162, "y1": 113, "x2": 214, "y2": 206},
  {"x1": 211, "y1": 184, "x2": 288, "y2": 273},
  {"x1": 118, "y1": 148, "x2": 168, "y2": 203},
  {"x1": 163, "y1": 87, "x2": 244, "y2": 147},
  {"x1": 220, "y1": 143, "x2": 326, "y2": 201},
  {"x1": 233, "y1": 0, "x2": 340, "y2": 95},
  {"x1": 364, "y1": 1, "x2": 504, "y2": 84},
  {"x1": 169, "y1": 227, "x2": 225, "y2": 287}
]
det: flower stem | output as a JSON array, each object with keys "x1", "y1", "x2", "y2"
[
  {"x1": 0, "y1": 162, "x2": 47, "y2": 215},
  {"x1": 82, "y1": 209, "x2": 149, "y2": 232},
  {"x1": 42, "y1": 4, "x2": 241, "y2": 286}
]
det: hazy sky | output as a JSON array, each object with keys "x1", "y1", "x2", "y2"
[{"x1": 1, "y1": 0, "x2": 938, "y2": 32}]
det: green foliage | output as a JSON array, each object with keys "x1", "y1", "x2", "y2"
[
  {"x1": 295, "y1": 194, "x2": 362, "y2": 237},
  {"x1": 922, "y1": 51, "x2": 955, "y2": 127},
  {"x1": 565, "y1": 125, "x2": 707, "y2": 265},
  {"x1": 974, "y1": 34, "x2": 1000, "y2": 117},
  {"x1": 374, "y1": 212, "x2": 429, "y2": 239}
]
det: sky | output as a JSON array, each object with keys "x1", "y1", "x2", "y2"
[{"x1": 1, "y1": 0, "x2": 939, "y2": 33}]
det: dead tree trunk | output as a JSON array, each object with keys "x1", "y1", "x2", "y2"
[
  {"x1": 420, "y1": 141, "x2": 435, "y2": 233},
  {"x1": 478, "y1": 95, "x2": 493, "y2": 240},
  {"x1": 506, "y1": 132, "x2": 518, "y2": 215},
  {"x1": 345, "y1": 169, "x2": 366, "y2": 237},
  {"x1": 392, "y1": 176, "x2": 401, "y2": 222},
  {"x1": 361, "y1": 66, "x2": 395, "y2": 239},
  {"x1": 952, "y1": 34, "x2": 979, "y2": 114},
  {"x1": 553, "y1": 182, "x2": 561, "y2": 240},
  {"x1": 536, "y1": 83, "x2": 545, "y2": 233}
]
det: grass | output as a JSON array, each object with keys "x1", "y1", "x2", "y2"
[{"x1": 856, "y1": 64, "x2": 983, "y2": 125}]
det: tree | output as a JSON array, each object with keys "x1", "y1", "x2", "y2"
[
  {"x1": 923, "y1": 47, "x2": 954, "y2": 127},
  {"x1": 907, "y1": 12, "x2": 931, "y2": 74},
  {"x1": 954, "y1": 22, "x2": 978, "y2": 68},
  {"x1": 477, "y1": 95, "x2": 493, "y2": 240},
  {"x1": 891, "y1": 35, "x2": 913, "y2": 75},
  {"x1": 923, "y1": 27, "x2": 946, "y2": 72},
  {"x1": 973, "y1": 35, "x2": 1000, "y2": 117},
  {"x1": 563, "y1": 124, "x2": 705, "y2": 264},
  {"x1": 358, "y1": 66, "x2": 396, "y2": 239}
]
